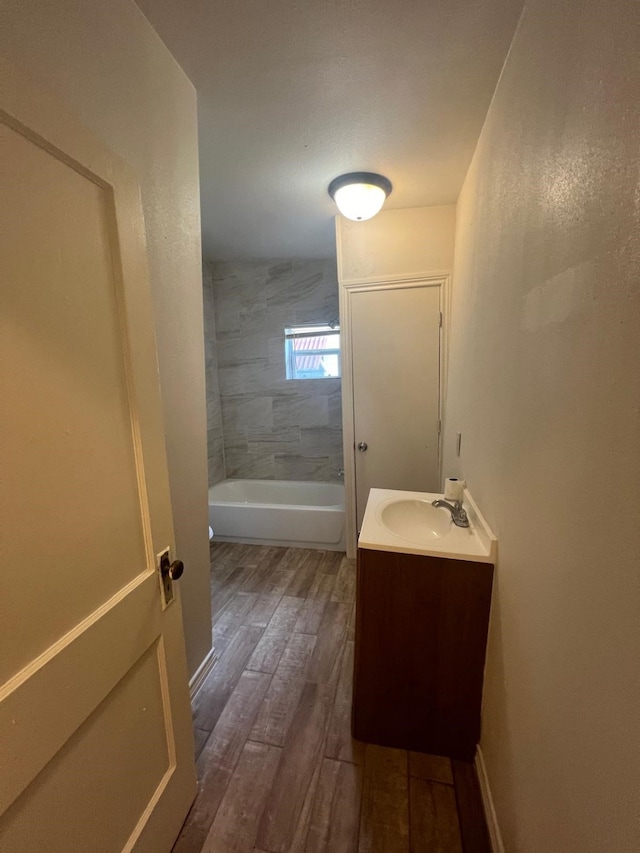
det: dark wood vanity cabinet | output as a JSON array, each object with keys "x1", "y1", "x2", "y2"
[{"x1": 352, "y1": 547, "x2": 494, "y2": 761}]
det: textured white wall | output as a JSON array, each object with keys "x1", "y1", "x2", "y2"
[
  {"x1": 336, "y1": 205, "x2": 456, "y2": 282},
  {"x1": 2, "y1": 0, "x2": 213, "y2": 679},
  {"x1": 443, "y1": 1, "x2": 640, "y2": 850}
]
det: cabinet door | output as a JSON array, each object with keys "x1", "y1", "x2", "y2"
[
  {"x1": 350, "y1": 284, "x2": 441, "y2": 531},
  {"x1": 352, "y1": 549, "x2": 493, "y2": 761}
]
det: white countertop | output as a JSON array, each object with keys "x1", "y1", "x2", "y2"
[{"x1": 358, "y1": 488, "x2": 497, "y2": 563}]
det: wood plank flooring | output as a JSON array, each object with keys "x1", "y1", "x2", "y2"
[{"x1": 173, "y1": 541, "x2": 491, "y2": 853}]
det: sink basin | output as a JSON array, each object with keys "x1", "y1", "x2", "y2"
[
  {"x1": 359, "y1": 489, "x2": 497, "y2": 562},
  {"x1": 378, "y1": 499, "x2": 451, "y2": 541}
]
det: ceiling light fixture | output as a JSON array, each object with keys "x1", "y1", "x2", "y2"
[{"x1": 328, "y1": 172, "x2": 392, "y2": 222}]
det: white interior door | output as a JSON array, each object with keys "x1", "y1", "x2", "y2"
[
  {"x1": 0, "y1": 67, "x2": 196, "y2": 851},
  {"x1": 351, "y1": 283, "x2": 441, "y2": 530}
]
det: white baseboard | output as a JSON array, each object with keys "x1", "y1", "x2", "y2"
[
  {"x1": 188, "y1": 646, "x2": 217, "y2": 702},
  {"x1": 475, "y1": 746, "x2": 505, "y2": 853}
]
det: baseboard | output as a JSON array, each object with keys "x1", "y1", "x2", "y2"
[
  {"x1": 475, "y1": 746, "x2": 505, "y2": 853},
  {"x1": 188, "y1": 646, "x2": 217, "y2": 702}
]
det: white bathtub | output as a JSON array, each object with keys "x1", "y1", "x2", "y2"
[{"x1": 208, "y1": 479, "x2": 345, "y2": 551}]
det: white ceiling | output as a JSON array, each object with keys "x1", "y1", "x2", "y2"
[{"x1": 136, "y1": 0, "x2": 523, "y2": 260}]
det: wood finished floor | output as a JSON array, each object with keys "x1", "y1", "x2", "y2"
[{"x1": 173, "y1": 541, "x2": 491, "y2": 853}]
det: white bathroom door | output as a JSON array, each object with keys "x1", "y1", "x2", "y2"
[
  {"x1": 0, "y1": 67, "x2": 196, "y2": 850},
  {"x1": 351, "y1": 283, "x2": 441, "y2": 530}
]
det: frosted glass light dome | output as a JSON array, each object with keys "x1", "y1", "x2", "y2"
[{"x1": 328, "y1": 172, "x2": 392, "y2": 222}]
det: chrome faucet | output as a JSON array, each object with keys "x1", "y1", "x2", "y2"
[{"x1": 432, "y1": 499, "x2": 470, "y2": 528}]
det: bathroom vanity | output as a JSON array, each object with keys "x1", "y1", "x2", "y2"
[{"x1": 353, "y1": 488, "x2": 496, "y2": 761}]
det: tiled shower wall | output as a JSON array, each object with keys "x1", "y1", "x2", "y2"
[
  {"x1": 203, "y1": 268, "x2": 226, "y2": 486},
  {"x1": 205, "y1": 259, "x2": 343, "y2": 483}
]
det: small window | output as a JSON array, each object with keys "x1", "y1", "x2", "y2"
[{"x1": 284, "y1": 324, "x2": 341, "y2": 380}]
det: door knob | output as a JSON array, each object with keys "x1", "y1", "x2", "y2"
[
  {"x1": 357, "y1": 441, "x2": 368, "y2": 452},
  {"x1": 168, "y1": 559, "x2": 184, "y2": 581},
  {"x1": 159, "y1": 551, "x2": 184, "y2": 607}
]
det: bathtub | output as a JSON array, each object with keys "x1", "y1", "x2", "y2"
[{"x1": 208, "y1": 479, "x2": 345, "y2": 551}]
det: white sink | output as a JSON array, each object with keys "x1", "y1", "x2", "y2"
[
  {"x1": 359, "y1": 488, "x2": 497, "y2": 563},
  {"x1": 379, "y1": 499, "x2": 451, "y2": 541}
]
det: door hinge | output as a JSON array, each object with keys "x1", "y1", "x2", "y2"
[
  {"x1": 439, "y1": 311, "x2": 443, "y2": 328},
  {"x1": 437, "y1": 419, "x2": 442, "y2": 436}
]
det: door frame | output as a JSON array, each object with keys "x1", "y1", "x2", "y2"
[{"x1": 339, "y1": 274, "x2": 451, "y2": 557}]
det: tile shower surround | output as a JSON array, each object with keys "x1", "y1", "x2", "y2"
[
  {"x1": 204, "y1": 259, "x2": 344, "y2": 484},
  {"x1": 204, "y1": 269, "x2": 225, "y2": 486}
]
